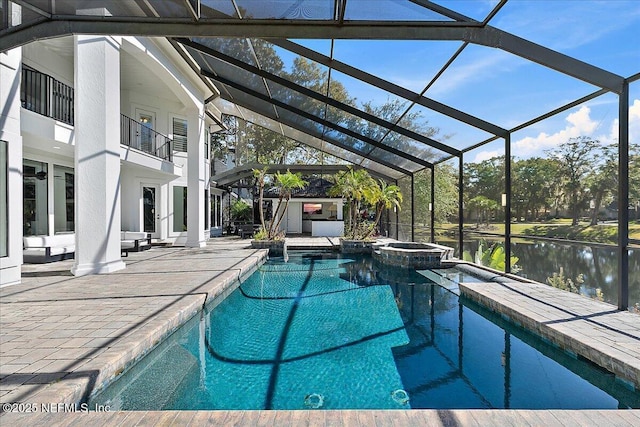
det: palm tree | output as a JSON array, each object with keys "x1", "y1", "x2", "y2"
[
  {"x1": 252, "y1": 167, "x2": 269, "y2": 233},
  {"x1": 268, "y1": 170, "x2": 308, "y2": 239},
  {"x1": 329, "y1": 170, "x2": 403, "y2": 240},
  {"x1": 362, "y1": 180, "x2": 403, "y2": 239},
  {"x1": 328, "y1": 168, "x2": 377, "y2": 239}
]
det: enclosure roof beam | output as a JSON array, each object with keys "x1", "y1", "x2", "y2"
[
  {"x1": 469, "y1": 26, "x2": 624, "y2": 93},
  {"x1": 203, "y1": 70, "x2": 433, "y2": 169},
  {"x1": 215, "y1": 100, "x2": 410, "y2": 177},
  {"x1": 271, "y1": 39, "x2": 507, "y2": 137},
  {"x1": 215, "y1": 96, "x2": 413, "y2": 176},
  {"x1": 212, "y1": 163, "x2": 387, "y2": 186},
  {"x1": 179, "y1": 38, "x2": 457, "y2": 156},
  {"x1": 0, "y1": 19, "x2": 471, "y2": 52},
  {"x1": 0, "y1": 19, "x2": 625, "y2": 93}
]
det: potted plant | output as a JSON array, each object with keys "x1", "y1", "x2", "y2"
[
  {"x1": 230, "y1": 199, "x2": 252, "y2": 225},
  {"x1": 250, "y1": 167, "x2": 307, "y2": 255}
]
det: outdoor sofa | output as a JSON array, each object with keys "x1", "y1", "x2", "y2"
[
  {"x1": 121, "y1": 231, "x2": 152, "y2": 256},
  {"x1": 23, "y1": 234, "x2": 75, "y2": 263}
]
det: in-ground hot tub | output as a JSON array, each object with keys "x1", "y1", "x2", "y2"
[{"x1": 373, "y1": 241, "x2": 454, "y2": 269}]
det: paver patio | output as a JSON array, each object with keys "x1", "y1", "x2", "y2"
[{"x1": 1, "y1": 408, "x2": 639, "y2": 425}]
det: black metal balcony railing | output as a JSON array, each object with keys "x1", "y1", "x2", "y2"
[
  {"x1": 21, "y1": 65, "x2": 74, "y2": 125},
  {"x1": 121, "y1": 114, "x2": 172, "y2": 162}
]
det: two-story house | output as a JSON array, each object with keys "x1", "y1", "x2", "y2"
[{"x1": 1, "y1": 35, "x2": 228, "y2": 286}]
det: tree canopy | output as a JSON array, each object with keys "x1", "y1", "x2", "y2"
[{"x1": 407, "y1": 137, "x2": 639, "y2": 238}]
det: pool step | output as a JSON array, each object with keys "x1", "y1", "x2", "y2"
[
  {"x1": 417, "y1": 270, "x2": 460, "y2": 295},
  {"x1": 93, "y1": 344, "x2": 198, "y2": 410},
  {"x1": 284, "y1": 237, "x2": 339, "y2": 250}
]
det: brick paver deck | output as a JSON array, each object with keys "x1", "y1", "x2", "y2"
[{"x1": 1, "y1": 408, "x2": 639, "y2": 426}]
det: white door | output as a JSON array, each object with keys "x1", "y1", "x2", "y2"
[
  {"x1": 286, "y1": 202, "x2": 302, "y2": 234},
  {"x1": 142, "y1": 185, "x2": 160, "y2": 239},
  {"x1": 136, "y1": 109, "x2": 155, "y2": 154}
]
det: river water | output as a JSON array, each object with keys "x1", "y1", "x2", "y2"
[{"x1": 438, "y1": 235, "x2": 639, "y2": 312}]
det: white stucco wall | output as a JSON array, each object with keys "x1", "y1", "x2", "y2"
[
  {"x1": 117, "y1": 37, "x2": 212, "y2": 246},
  {"x1": 0, "y1": 48, "x2": 23, "y2": 286},
  {"x1": 120, "y1": 91, "x2": 184, "y2": 142}
]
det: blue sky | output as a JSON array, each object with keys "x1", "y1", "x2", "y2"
[{"x1": 290, "y1": 0, "x2": 640, "y2": 163}]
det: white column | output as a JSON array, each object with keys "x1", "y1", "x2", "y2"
[
  {"x1": 47, "y1": 160, "x2": 55, "y2": 235},
  {"x1": 0, "y1": 47, "x2": 23, "y2": 286},
  {"x1": 337, "y1": 200, "x2": 344, "y2": 220},
  {"x1": 71, "y1": 35, "x2": 126, "y2": 276},
  {"x1": 186, "y1": 107, "x2": 206, "y2": 247}
]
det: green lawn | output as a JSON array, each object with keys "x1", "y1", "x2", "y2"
[{"x1": 421, "y1": 219, "x2": 640, "y2": 245}]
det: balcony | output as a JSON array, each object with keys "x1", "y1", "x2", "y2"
[
  {"x1": 21, "y1": 65, "x2": 74, "y2": 125},
  {"x1": 120, "y1": 114, "x2": 172, "y2": 162}
]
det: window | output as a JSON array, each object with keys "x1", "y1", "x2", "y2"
[
  {"x1": 173, "y1": 117, "x2": 187, "y2": 152},
  {"x1": 23, "y1": 159, "x2": 48, "y2": 236},
  {"x1": 173, "y1": 186, "x2": 187, "y2": 232},
  {"x1": 211, "y1": 194, "x2": 222, "y2": 228},
  {"x1": 204, "y1": 190, "x2": 209, "y2": 229},
  {"x1": 0, "y1": 141, "x2": 7, "y2": 257},
  {"x1": 53, "y1": 165, "x2": 74, "y2": 233},
  {"x1": 205, "y1": 128, "x2": 209, "y2": 159},
  {"x1": 138, "y1": 112, "x2": 154, "y2": 154}
]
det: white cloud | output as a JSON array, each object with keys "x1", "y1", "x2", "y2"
[
  {"x1": 512, "y1": 100, "x2": 640, "y2": 158},
  {"x1": 606, "y1": 99, "x2": 640, "y2": 146},
  {"x1": 631, "y1": 99, "x2": 640, "y2": 145},
  {"x1": 472, "y1": 150, "x2": 500, "y2": 163},
  {"x1": 513, "y1": 106, "x2": 598, "y2": 157}
]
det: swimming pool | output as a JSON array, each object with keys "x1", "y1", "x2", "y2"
[{"x1": 90, "y1": 252, "x2": 640, "y2": 410}]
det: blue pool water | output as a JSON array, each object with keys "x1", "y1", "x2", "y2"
[{"x1": 91, "y1": 252, "x2": 640, "y2": 410}]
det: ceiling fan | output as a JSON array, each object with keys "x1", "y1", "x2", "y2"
[{"x1": 23, "y1": 171, "x2": 47, "y2": 180}]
